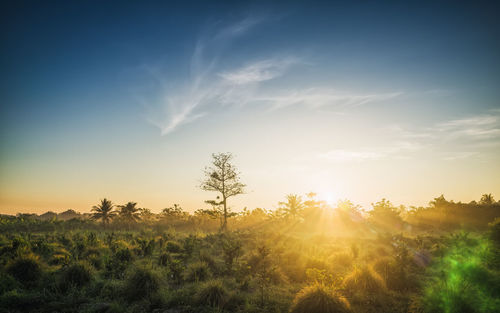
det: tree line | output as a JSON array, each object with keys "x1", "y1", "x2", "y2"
[{"x1": 2, "y1": 153, "x2": 499, "y2": 233}]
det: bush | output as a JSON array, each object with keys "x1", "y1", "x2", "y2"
[
  {"x1": 184, "y1": 261, "x2": 211, "y2": 282},
  {"x1": 168, "y1": 258, "x2": 185, "y2": 284},
  {"x1": 6, "y1": 254, "x2": 42, "y2": 286},
  {"x1": 166, "y1": 241, "x2": 183, "y2": 253},
  {"x1": 124, "y1": 267, "x2": 160, "y2": 301},
  {"x1": 306, "y1": 257, "x2": 330, "y2": 271},
  {"x1": 49, "y1": 249, "x2": 70, "y2": 266},
  {"x1": 0, "y1": 274, "x2": 19, "y2": 294},
  {"x1": 199, "y1": 249, "x2": 219, "y2": 272},
  {"x1": 158, "y1": 252, "x2": 171, "y2": 266},
  {"x1": 290, "y1": 284, "x2": 351, "y2": 313},
  {"x1": 343, "y1": 266, "x2": 386, "y2": 294},
  {"x1": 60, "y1": 262, "x2": 93, "y2": 288},
  {"x1": 372, "y1": 257, "x2": 395, "y2": 282},
  {"x1": 0, "y1": 289, "x2": 45, "y2": 311},
  {"x1": 115, "y1": 248, "x2": 133, "y2": 263},
  {"x1": 330, "y1": 253, "x2": 353, "y2": 270},
  {"x1": 489, "y1": 218, "x2": 500, "y2": 246},
  {"x1": 196, "y1": 279, "x2": 228, "y2": 309},
  {"x1": 105, "y1": 248, "x2": 133, "y2": 279},
  {"x1": 372, "y1": 256, "x2": 420, "y2": 292}
]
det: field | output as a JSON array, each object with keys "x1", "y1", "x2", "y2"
[{"x1": 1, "y1": 195, "x2": 499, "y2": 313}]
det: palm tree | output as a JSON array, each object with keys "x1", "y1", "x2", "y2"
[
  {"x1": 480, "y1": 193, "x2": 494, "y2": 205},
  {"x1": 91, "y1": 198, "x2": 116, "y2": 227},
  {"x1": 118, "y1": 202, "x2": 142, "y2": 223},
  {"x1": 278, "y1": 194, "x2": 305, "y2": 219}
]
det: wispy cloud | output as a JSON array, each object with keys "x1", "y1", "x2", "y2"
[
  {"x1": 384, "y1": 109, "x2": 500, "y2": 161},
  {"x1": 144, "y1": 17, "x2": 402, "y2": 135},
  {"x1": 318, "y1": 150, "x2": 386, "y2": 162},
  {"x1": 219, "y1": 57, "x2": 299, "y2": 85},
  {"x1": 442, "y1": 151, "x2": 480, "y2": 161},
  {"x1": 147, "y1": 17, "x2": 266, "y2": 135},
  {"x1": 435, "y1": 114, "x2": 500, "y2": 140},
  {"x1": 257, "y1": 88, "x2": 401, "y2": 110},
  {"x1": 318, "y1": 141, "x2": 421, "y2": 162}
]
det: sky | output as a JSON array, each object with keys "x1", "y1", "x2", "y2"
[{"x1": 1, "y1": 1, "x2": 500, "y2": 214}]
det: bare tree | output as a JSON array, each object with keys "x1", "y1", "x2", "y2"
[{"x1": 200, "y1": 152, "x2": 245, "y2": 231}]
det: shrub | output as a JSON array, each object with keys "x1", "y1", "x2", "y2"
[
  {"x1": 124, "y1": 267, "x2": 160, "y2": 301},
  {"x1": 0, "y1": 274, "x2": 19, "y2": 294},
  {"x1": 280, "y1": 251, "x2": 307, "y2": 282},
  {"x1": 184, "y1": 261, "x2": 210, "y2": 282},
  {"x1": 166, "y1": 241, "x2": 183, "y2": 253},
  {"x1": 330, "y1": 253, "x2": 353, "y2": 270},
  {"x1": 99, "y1": 280, "x2": 123, "y2": 300},
  {"x1": 158, "y1": 252, "x2": 171, "y2": 266},
  {"x1": 350, "y1": 243, "x2": 360, "y2": 259},
  {"x1": 222, "y1": 236, "x2": 242, "y2": 272},
  {"x1": 372, "y1": 257, "x2": 395, "y2": 282},
  {"x1": 372, "y1": 256, "x2": 418, "y2": 292},
  {"x1": 0, "y1": 289, "x2": 45, "y2": 311},
  {"x1": 306, "y1": 257, "x2": 330, "y2": 271},
  {"x1": 49, "y1": 247, "x2": 71, "y2": 266},
  {"x1": 490, "y1": 218, "x2": 500, "y2": 246},
  {"x1": 60, "y1": 262, "x2": 93, "y2": 288},
  {"x1": 196, "y1": 279, "x2": 228, "y2": 309},
  {"x1": 168, "y1": 258, "x2": 184, "y2": 284},
  {"x1": 105, "y1": 248, "x2": 133, "y2": 279},
  {"x1": 6, "y1": 254, "x2": 42, "y2": 286},
  {"x1": 290, "y1": 284, "x2": 351, "y2": 313},
  {"x1": 88, "y1": 255, "x2": 103, "y2": 270},
  {"x1": 199, "y1": 249, "x2": 219, "y2": 272},
  {"x1": 115, "y1": 248, "x2": 133, "y2": 263},
  {"x1": 343, "y1": 266, "x2": 386, "y2": 294}
]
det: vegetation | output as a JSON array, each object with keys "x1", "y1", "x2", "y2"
[
  {"x1": 201, "y1": 152, "x2": 246, "y2": 231},
  {"x1": 1, "y1": 190, "x2": 499, "y2": 312},
  {"x1": 290, "y1": 284, "x2": 350, "y2": 313}
]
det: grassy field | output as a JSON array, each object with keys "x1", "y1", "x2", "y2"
[{"x1": 1, "y1": 196, "x2": 500, "y2": 313}]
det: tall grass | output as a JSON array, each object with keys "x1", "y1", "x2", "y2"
[{"x1": 290, "y1": 284, "x2": 351, "y2": 313}]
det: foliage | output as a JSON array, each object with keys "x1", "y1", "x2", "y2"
[
  {"x1": 59, "y1": 261, "x2": 93, "y2": 288},
  {"x1": 196, "y1": 279, "x2": 228, "y2": 309},
  {"x1": 200, "y1": 152, "x2": 246, "y2": 231},
  {"x1": 278, "y1": 194, "x2": 305, "y2": 219},
  {"x1": 343, "y1": 265, "x2": 386, "y2": 294},
  {"x1": 117, "y1": 202, "x2": 142, "y2": 223},
  {"x1": 123, "y1": 267, "x2": 160, "y2": 301},
  {"x1": 6, "y1": 254, "x2": 42, "y2": 286},
  {"x1": 290, "y1": 284, "x2": 351, "y2": 313},
  {"x1": 165, "y1": 240, "x2": 183, "y2": 253},
  {"x1": 91, "y1": 198, "x2": 117, "y2": 226},
  {"x1": 417, "y1": 235, "x2": 500, "y2": 313},
  {"x1": 184, "y1": 261, "x2": 211, "y2": 282},
  {"x1": 0, "y1": 193, "x2": 499, "y2": 312}
]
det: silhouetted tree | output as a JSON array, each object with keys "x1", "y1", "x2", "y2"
[
  {"x1": 140, "y1": 208, "x2": 155, "y2": 222},
  {"x1": 118, "y1": 202, "x2": 141, "y2": 223},
  {"x1": 369, "y1": 198, "x2": 403, "y2": 231},
  {"x1": 336, "y1": 199, "x2": 363, "y2": 227},
  {"x1": 200, "y1": 153, "x2": 245, "y2": 231},
  {"x1": 162, "y1": 204, "x2": 185, "y2": 219},
  {"x1": 278, "y1": 194, "x2": 305, "y2": 219},
  {"x1": 480, "y1": 193, "x2": 495, "y2": 205},
  {"x1": 91, "y1": 198, "x2": 116, "y2": 227}
]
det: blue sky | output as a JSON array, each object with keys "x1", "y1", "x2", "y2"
[{"x1": 1, "y1": 1, "x2": 499, "y2": 213}]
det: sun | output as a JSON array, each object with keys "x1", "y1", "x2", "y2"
[{"x1": 317, "y1": 191, "x2": 338, "y2": 206}]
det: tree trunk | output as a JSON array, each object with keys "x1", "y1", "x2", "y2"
[{"x1": 222, "y1": 197, "x2": 227, "y2": 231}]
